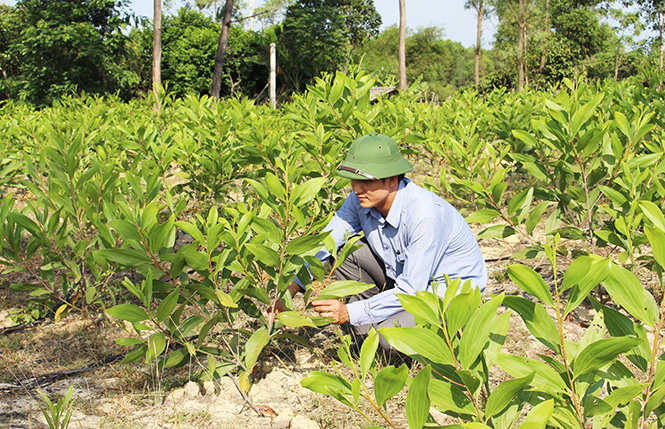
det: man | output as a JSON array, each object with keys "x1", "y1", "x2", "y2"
[{"x1": 278, "y1": 133, "x2": 487, "y2": 350}]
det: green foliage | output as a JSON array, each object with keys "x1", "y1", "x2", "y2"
[
  {"x1": 5, "y1": 68, "x2": 665, "y2": 427},
  {"x1": 354, "y1": 26, "x2": 490, "y2": 99},
  {"x1": 277, "y1": 0, "x2": 381, "y2": 92},
  {"x1": 38, "y1": 385, "x2": 74, "y2": 429},
  {"x1": 0, "y1": 0, "x2": 136, "y2": 106}
]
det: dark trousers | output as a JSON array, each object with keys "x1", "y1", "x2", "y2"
[{"x1": 335, "y1": 238, "x2": 416, "y2": 352}]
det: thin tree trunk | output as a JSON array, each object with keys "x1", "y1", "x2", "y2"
[
  {"x1": 475, "y1": 1, "x2": 483, "y2": 86},
  {"x1": 540, "y1": 0, "x2": 549, "y2": 73},
  {"x1": 152, "y1": 0, "x2": 162, "y2": 94},
  {"x1": 517, "y1": 0, "x2": 525, "y2": 91},
  {"x1": 210, "y1": 0, "x2": 235, "y2": 99},
  {"x1": 658, "y1": 13, "x2": 663, "y2": 71},
  {"x1": 398, "y1": 0, "x2": 407, "y2": 90}
]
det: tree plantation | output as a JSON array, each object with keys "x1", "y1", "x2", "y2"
[{"x1": 3, "y1": 0, "x2": 665, "y2": 428}]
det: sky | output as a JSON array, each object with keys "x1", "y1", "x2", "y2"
[{"x1": 124, "y1": 0, "x2": 500, "y2": 49}]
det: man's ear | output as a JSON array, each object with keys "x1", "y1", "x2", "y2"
[{"x1": 388, "y1": 175, "x2": 399, "y2": 189}]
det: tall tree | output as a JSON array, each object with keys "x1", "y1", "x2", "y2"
[
  {"x1": 633, "y1": 0, "x2": 665, "y2": 70},
  {"x1": 210, "y1": 0, "x2": 234, "y2": 99},
  {"x1": 3, "y1": 0, "x2": 132, "y2": 106},
  {"x1": 153, "y1": 0, "x2": 162, "y2": 94},
  {"x1": 465, "y1": 0, "x2": 491, "y2": 86},
  {"x1": 278, "y1": 0, "x2": 380, "y2": 91},
  {"x1": 398, "y1": 0, "x2": 406, "y2": 89}
]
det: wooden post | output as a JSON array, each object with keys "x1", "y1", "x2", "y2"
[
  {"x1": 152, "y1": 0, "x2": 162, "y2": 95},
  {"x1": 270, "y1": 43, "x2": 276, "y2": 109}
]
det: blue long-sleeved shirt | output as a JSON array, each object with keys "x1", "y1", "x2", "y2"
[{"x1": 316, "y1": 179, "x2": 487, "y2": 326}]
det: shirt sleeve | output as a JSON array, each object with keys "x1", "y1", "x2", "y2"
[
  {"x1": 293, "y1": 195, "x2": 363, "y2": 290},
  {"x1": 346, "y1": 216, "x2": 449, "y2": 326}
]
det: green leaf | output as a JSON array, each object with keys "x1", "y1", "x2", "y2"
[
  {"x1": 95, "y1": 249, "x2": 153, "y2": 266},
  {"x1": 215, "y1": 290, "x2": 238, "y2": 308},
  {"x1": 108, "y1": 219, "x2": 143, "y2": 242},
  {"x1": 156, "y1": 288, "x2": 179, "y2": 323},
  {"x1": 315, "y1": 280, "x2": 374, "y2": 301},
  {"x1": 484, "y1": 371, "x2": 535, "y2": 419},
  {"x1": 456, "y1": 370, "x2": 481, "y2": 395},
  {"x1": 512, "y1": 130, "x2": 539, "y2": 148},
  {"x1": 399, "y1": 294, "x2": 442, "y2": 325},
  {"x1": 406, "y1": 365, "x2": 431, "y2": 429},
  {"x1": 603, "y1": 264, "x2": 655, "y2": 328},
  {"x1": 428, "y1": 378, "x2": 475, "y2": 417},
  {"x1": 478, "y1": 225, "x2": 518, "y2": 239},
  {"x1": 518, "y1": 399, "x2": 553, "y2": 429},
  {"x1": 374, "y1": 364, "x2": 408, "y2": 407},
  {"x1": 360, "y1": 329, "x2": 379, "y2": 379},
  {"x1": 459, "y1": 294, "x2": 505, "y2": 368},
  {"x1": 503, "y1": 296, "x2": 560, "y2": 354},
  {"x1": 466, "y1": 209, "x2": 501, "y2": 224},
  {"x1": 446, "y1": 290, "x2": 481, "y2": 339},
  {"x1": 147, "y1": 332, "x2": 167, "y2": 362},
  {"x1": 292, "y1": 177, "x2": 326, "y2": 205},
  {"x1": 237, "y1": 287, "x2": 271, "y2": 305},
  {"x1": 485, "y1": 351, "x2": 568, "y2": 393},
  {"x1": 301, "y1": 371, "x2": 353, "y2": 408},
  {"x1": 563, "y1": 256, "x2": 612, "y2": 317},
  {"x1": 526, "y1": 202, "x2": 549, "y2": 236},
  {"x1": 646, "y1": 225, "x2": 665, "y2": 270},
  {"x1": 614, "y1": 111, "x2": 631, "y2": 138},
  {"x1": 116, "y1": 337, "x2": 144, "y2": 346},
  {"x1": 277, "y1": 311, "x2": 331, "y2": 327},
  {"x1": 174, "y1": 221, "x2": 206, "y2": 244},
  {"x1": 161, "y1": 348, "x2": 190, "y2": 369},
  {"x1": 245, "y1": 328, "x2": 270, "y2": 370},
  {"x1": 640, "y1": 201, "x2": 665, "y2": 232},
  {"x1": 285, "y1": 233, "x2": 328, "y2": 255},
  {"x1": 106, "y1": 304, "x2": 149, "y2": 323},
  {"x1": 599, "y1": 185, "x2": 628, "y2": 207},
  {"x1": 177, "y1": 315, "x2": 206, "y2": 337},
  {"x1": 379, "y1": 326, "x2": 454, "y2": 365},
  {"x1": 572, "y1": 337, "x2": 644, "y2": 379},
  {"x1": 507, "y1": 265, "x2": 554, "y2": 307},
  {"x1": 646, "y1": 386, "x2": 665, "y2": 416},
  {"x1": 604, "y1": 307, "x2": 651, "y2": 373},
  {"x1": 245, "y1": 242, "x2": 280, "y2": 267},
  {"x1": 264, "y1": 173, "x2": 286, "y2": 200},
  {"x1": 122, "y1": 345, "x2": 147, "y2": 364}
]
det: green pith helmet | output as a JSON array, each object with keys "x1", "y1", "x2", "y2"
[{"x1": 337, "y1": 133, "x2": 413, "y2": 180}]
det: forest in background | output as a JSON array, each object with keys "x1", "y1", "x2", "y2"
[{"x1": 0, "y1": 0, "x2": 662, "y2": 106}]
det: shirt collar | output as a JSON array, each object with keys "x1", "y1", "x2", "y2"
[{"x1": 384, "y1": 178, "x2": 408, "y2": 227}]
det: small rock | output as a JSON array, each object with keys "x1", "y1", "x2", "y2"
[
  {"x1": 295, "y1": 349, "x2": 315, "y2": 366},
  {"x1": 170, "y1": 388, "x2": 185, "y2": 400},
  {"x1": 291, "y1": 415, "x2": 319, "y2": 429},
  {"x1": 202, "y1": 381, "x2": 217, "y2": 396},
  {"x1": 183, "y1": 381, "x2": 200, "y2": 397},
  {"x1": 273, "y1": 420, "x2": 292, "y2": 429}
]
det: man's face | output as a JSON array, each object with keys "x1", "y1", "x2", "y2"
[{"x1": 351, "y1": 178, "x2": 394, "y2": 215}]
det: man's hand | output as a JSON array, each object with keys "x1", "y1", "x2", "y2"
[
  {"x1": 312, "y1": 300, "x2": 350, "y2": 325},
  {"x1": 267, "y1": 281, "x2": 302, "y2": 323}
]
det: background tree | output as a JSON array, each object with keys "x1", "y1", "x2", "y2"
[
  {"x1": 210, "y1": 0, "x2": 235, "y2": 99},
  {"x1": 465, "y1": 0, "x2": 492, "y2": 86},
  {"x1": 136, "y1": 7, "x2": 267, "y2": 98},
  {"x1": 354, "y1": 26, "x2": 485, "y2": 99},
  {"x1": 632, "y1": 0, "x2": 665, "y2": 69},
  {"x1": 277, "y1": 0, "x2": 380, "y2": 92},
  {"x1": 1, "y1": 0, "x2": 135, "y2": 106}
]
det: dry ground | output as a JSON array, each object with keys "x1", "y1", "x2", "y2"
[{"x1": 0, "y1": 225, "x2": 611, "y2": 429}]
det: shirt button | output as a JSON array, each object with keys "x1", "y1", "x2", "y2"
[
  {"x1": 387, "y1": 265, "x2": 391, "y2": 269},
  {"x1": 384, "y1": 245, "x2": 389, "y2": 249}
]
